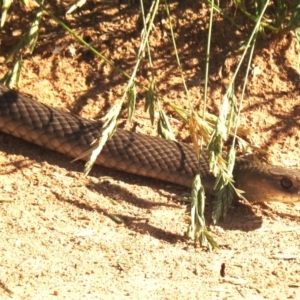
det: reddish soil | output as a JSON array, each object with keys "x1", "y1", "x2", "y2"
[{"x1": 1, "y1": 1, "x2": 300, "y2": 299}]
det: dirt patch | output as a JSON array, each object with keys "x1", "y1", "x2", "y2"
[{"x1": 1, "y1": 1, "x2": 300, "y2": 299}]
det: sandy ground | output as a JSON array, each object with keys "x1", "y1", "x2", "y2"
[{"x1": 1, "y1": 1, "x2": 300, "y2": 299}]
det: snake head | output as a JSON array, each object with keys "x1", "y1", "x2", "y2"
[{"x1": 234, "y1": 161, "x2": 300, "y2": 203}]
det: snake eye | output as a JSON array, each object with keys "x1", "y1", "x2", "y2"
[{"x1": 281, "y1": 178, "x2": 293, "y2": 189}]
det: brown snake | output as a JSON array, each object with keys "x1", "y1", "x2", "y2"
[{"x1": 0, "y1": 84, "x2": 299, "y2": 202}]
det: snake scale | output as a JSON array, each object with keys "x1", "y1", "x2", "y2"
[{"x1": 0, "y1": 84, "x2": 299, "y2": 202}]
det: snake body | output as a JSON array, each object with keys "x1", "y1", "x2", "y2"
[{"x1": 0, "y1": 84, "x2": 299, "y2": 202}]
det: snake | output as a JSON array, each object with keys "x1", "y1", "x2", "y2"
[{"x1": 0, "y1": 84, "x2": 299, "y2": 203}]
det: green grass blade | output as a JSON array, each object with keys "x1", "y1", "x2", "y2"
[{"x1": 1, "y1": 0, "x2": 13, "y2": 27}]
